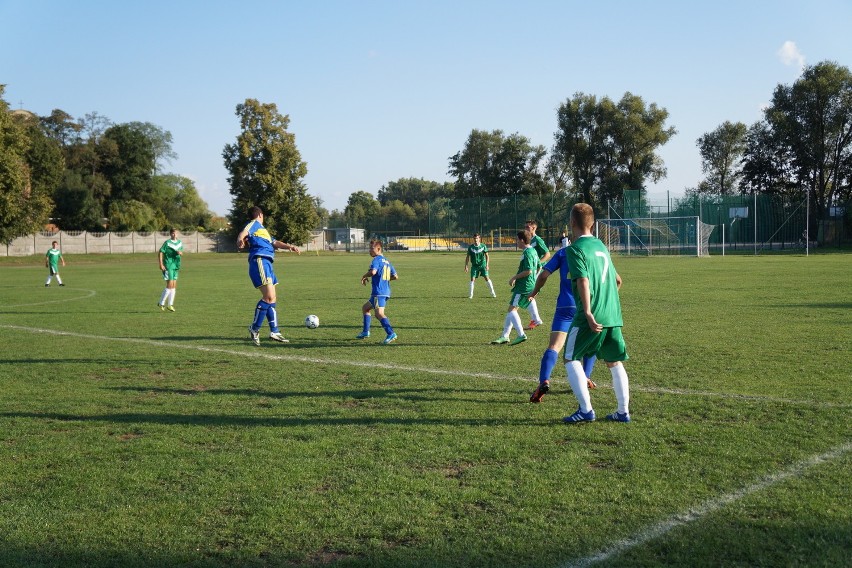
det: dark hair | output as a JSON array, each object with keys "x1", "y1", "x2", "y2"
[
  {"x1": 517, "y1": 230, "x2": 531, "y2": 244},
  {"x1": 369, "y1": 239, "x2": 383, "y2": 250},
  {"x1": 525, "y1": 219, "x2": 538, "y2": 227},
  {"x1": 473, "y1": 233, "x2": 480, "y2": 238},
  {"x1": 249, "y1": 206, "x2": 263, "y2": 219}
]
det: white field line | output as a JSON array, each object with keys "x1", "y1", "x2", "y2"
[
  {"x1": 561, "y1": 442, "x2": 852, "y2": 568},
  {"x1": 2, "y1": 287, "x2": 97, "y2": 307},
  {"x1": 0, "y1": 323, "x2": 848, "y2": 409}
]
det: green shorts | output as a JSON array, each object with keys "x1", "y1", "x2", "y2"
[
  {"x1": 509, "y1": 292, "x2": 531, "y2": 310},
  {"x1": 564, "y1": 325, "x2": 628, "y2": 363},
  {"x1": 470, "y1": 266, "x2": 488, "y2": 279},
  {"x1": 162, "y1": 267, "x2": 180, "y2": 281}
]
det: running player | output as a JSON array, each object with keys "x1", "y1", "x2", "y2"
[
  {"x1": 524, "y1": 220, "x2": 549, "y2": 329},
  {"x1": 491, "y1": 230, "x2": 539, "y2": 346},
  {"x1": 528, "y1": 243, "x2": 597, "y2": 403}
]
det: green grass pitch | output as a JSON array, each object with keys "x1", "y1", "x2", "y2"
[{"x1": 0, "y1": 251, "x2": 849, "y2": 567}]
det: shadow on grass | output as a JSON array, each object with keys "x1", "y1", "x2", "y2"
[
  {"x1": 0, "y1": 410, "x2": 548, "y2": 428},
  {"x1": 104, "y1": 385, "x2": 503, "y2": 403}
]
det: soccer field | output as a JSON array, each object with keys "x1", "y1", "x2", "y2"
[{"x1": 0, "y1": 251, "x2": 849, "y2": 567}]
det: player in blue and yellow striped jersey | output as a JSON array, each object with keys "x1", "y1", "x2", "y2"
[
  {"x1": 236, "y1": 206, "x2": 301, "y2": 346},
  {"x1": 357, "y1": 239, "x2": 399, "y2": 344}
]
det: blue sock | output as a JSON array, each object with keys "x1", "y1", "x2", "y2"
[
  {"x1": 266, "y1": 303, "x2": 278, "y2": 333},
  {"x1": 252, "y1": 300, "x2": 270, "y2": 331},
  {"x1": 380, "y1": 317, "x2": 394, "y2": 335},
  {"x1": 583, "y1": 355, "x2": 597, "y2": 379},
  {"x1": 539, "y1": 349, "x2": 559, "y2": 383},
  {"x1": 362, "y1": 314, "x2": 371, "y2": 334}
]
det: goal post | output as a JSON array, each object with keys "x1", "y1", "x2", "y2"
[{"x1": 596, "y1": 216, "x2": 715, "y2": 257}]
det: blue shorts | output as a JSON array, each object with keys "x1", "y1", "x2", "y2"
[
  {"x1": 248, "y1": 256, "x2": 278, "y2": 288},
  {"x1": 370, "y1": 295, "x2": 389, "y2": 308},
  {"x1": 551, "y1": 306, "x2": 578, "y2": 333}
]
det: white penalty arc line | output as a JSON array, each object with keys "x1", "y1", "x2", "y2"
[
  {"x1": 561, "y1": 441, "x2": 852, "y2": 568},
  {"x1": 0, "y1": 323, "x2": 848, "y2": 408},
  {"x1": 1, "y1": 287, "x2": 97, "y2": 307}
]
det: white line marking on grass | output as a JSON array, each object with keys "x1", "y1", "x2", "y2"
[
  {"x1": 2, "y1": 288, "x2": 97, "y2": 307},
  {"x1": 0, "y1": 324, "x2": 848, "y2": 408},
  {"x1": 561, "y1": 442, "x2": 852, "y2": 568}
]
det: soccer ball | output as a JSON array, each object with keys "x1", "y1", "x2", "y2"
[{"x1": 305, "y1": 314, "x2": 320, "y2": 329}]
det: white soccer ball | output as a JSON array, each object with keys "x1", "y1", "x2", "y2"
[{"x1": 305, "y1": 314, "x2": 320, "y2": 329}]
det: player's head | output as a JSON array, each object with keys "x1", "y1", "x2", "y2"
[
  {"x1": 473, "y1": 233, "x2": 481, "y2": 243},
  {"x1": 169, "y1": 228, "x2": 177, "y2": 239},
  {"x1": 369, "y1": 239, "x2": 383, "y2": 256},
  {"x1": 524, "y1": 220, "x2": 538, "y2": 234},
  {"x1": 516, "y1": 230, "x2": 531, "y2": 246},
  {"x1": 249, "y1": 206, "x2": 263, "y2": 220},
  {"x1": 52, "y1": 241, "x2": 58, "y2": 247},
  {"x1": 570, "y1": 203, "x2": 595, "y2": 234}
]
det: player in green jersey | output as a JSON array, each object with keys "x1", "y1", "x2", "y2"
[
  {"x1": 524, "y1": 220, "x2": 549, "y2": 329},
  {"x1": 491, "y1": 230, "x2": 540, "y2": 346},
  {"x1": 562, "y1": 203, "x2": 632, "y2": 424},
  {"x1": 157, "y1": 228, "x2": 183, "y2": 312},
  {"x1": 464, "y1": 233, "x2": 496, "y2": 298},
  {"x1": 44, "y1": 241, "x2": 66, "y2": 287}
]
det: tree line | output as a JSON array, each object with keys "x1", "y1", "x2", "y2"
[
  {"x1": 0, "y1": 86, "x2": 221, "y2": 244},
  {"x1": 3, "y1": 59, "x2": 850, "y2": 245},
  {"x1": 324, "y1": 61, "x2": 850, "y2": 239}
]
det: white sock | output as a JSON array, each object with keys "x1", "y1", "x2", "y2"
[
  {"x1": 168, "y1": 288, "x2": 176, "y2": 306},
  {"x1": 159, "y1": 289, "x2": 169, "y2": 305},
  {"x1": 46, "y1": 276, "x2": 52, "y2": 285},
  {"x1": 55, "y1": 275, "x2": 63, "y2": 285},
  {"x1": 509, "y1": 310, "x2": 525, "y2": 336},
  {"x1": 487, "y1": 279, "x2": 496, "y2": 296},
  {"x1": 469, "y1": 281, "x2": 474, "y2": 298},
  {"x1": 610, "y1": 363, "x2": 630, "y2": 414},
  {"x1": 528, "y1": 299, "x2": 542, "y2": 323},
  {"x1": 501, "y1": 313, "x2": 513, "y2": 338},
  {"x1": 565, "y1": 360, "x2": 593, "y2": 413}
]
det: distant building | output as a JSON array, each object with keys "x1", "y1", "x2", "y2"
[{"x1": 326, "y1": 227, "x2": 365, "y2": 245}]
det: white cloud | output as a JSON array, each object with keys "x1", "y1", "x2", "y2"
[{"x1": 777, "y1": 40, "x2": 805, "y2": 69}]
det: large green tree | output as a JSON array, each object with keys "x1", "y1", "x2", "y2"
[
  {"x1": 553, "y1": 92, "x2": 675, "y2": 211},
  {"x1": 223, "y1": 99, "x2": 318, "y2": 244},
  {"x1": 343, "y1": 191, "x2": 380, "y2": 230},
  {"x1": 764, "y1": 61, "x2": 852, "y2": 221},
  {"x1": 101, "y1": 122, "x2": 157, "y2": 204},
  {"x1": 0, "y1": 87, "x2": 57, "y2": 243},
  {"x1": 696, "y1": 121, "x2": 748, "y2": 194},
  {"x1": 150, "y1": 173, "x2": 213, "y2": 230},
  {"x1": 448, "y1": 129, "x2": 547, "y2": 198}
]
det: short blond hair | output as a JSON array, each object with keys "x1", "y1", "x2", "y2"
[{"x1": 571, "y1": 203, "x2": 595, "y2": 230}]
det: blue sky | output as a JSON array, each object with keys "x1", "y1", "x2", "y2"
[{"x1": 3, "y1": 0, "x2": 851, "y2": 216}]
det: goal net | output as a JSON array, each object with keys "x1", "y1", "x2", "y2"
[{"x1": 596, "y1": 216, "x2": 715, "y2": 256}]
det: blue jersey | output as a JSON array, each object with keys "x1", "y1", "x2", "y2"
[
  {"x1": 369, "y1": 254, "x2": 396, "y2": 297},
  {"x1": 243, "y1": 220, "x2": 276, "y2": 262},
  {"x1": 542, "y1": 247, "x2": 577, "y2": 310}
]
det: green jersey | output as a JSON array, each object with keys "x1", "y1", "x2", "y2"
[
  {"x1": 512, "y1": 246, "x2": 540, "y2": 295},
  {"x1": 530, "y1": 234, "x2": 548, "y2": 261},
  {"x1": 566, "y1": 235, "x2": 622, "y2": 328},
  {"x1": 159, "y1": 239, "x2": 183, "y2": 269},
  {"x1": 45, "y1": 247, "x2": 62, "y2": 270},
  {"x1": 467, "y1": 243, "x2": 488, "y2": 269}
]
